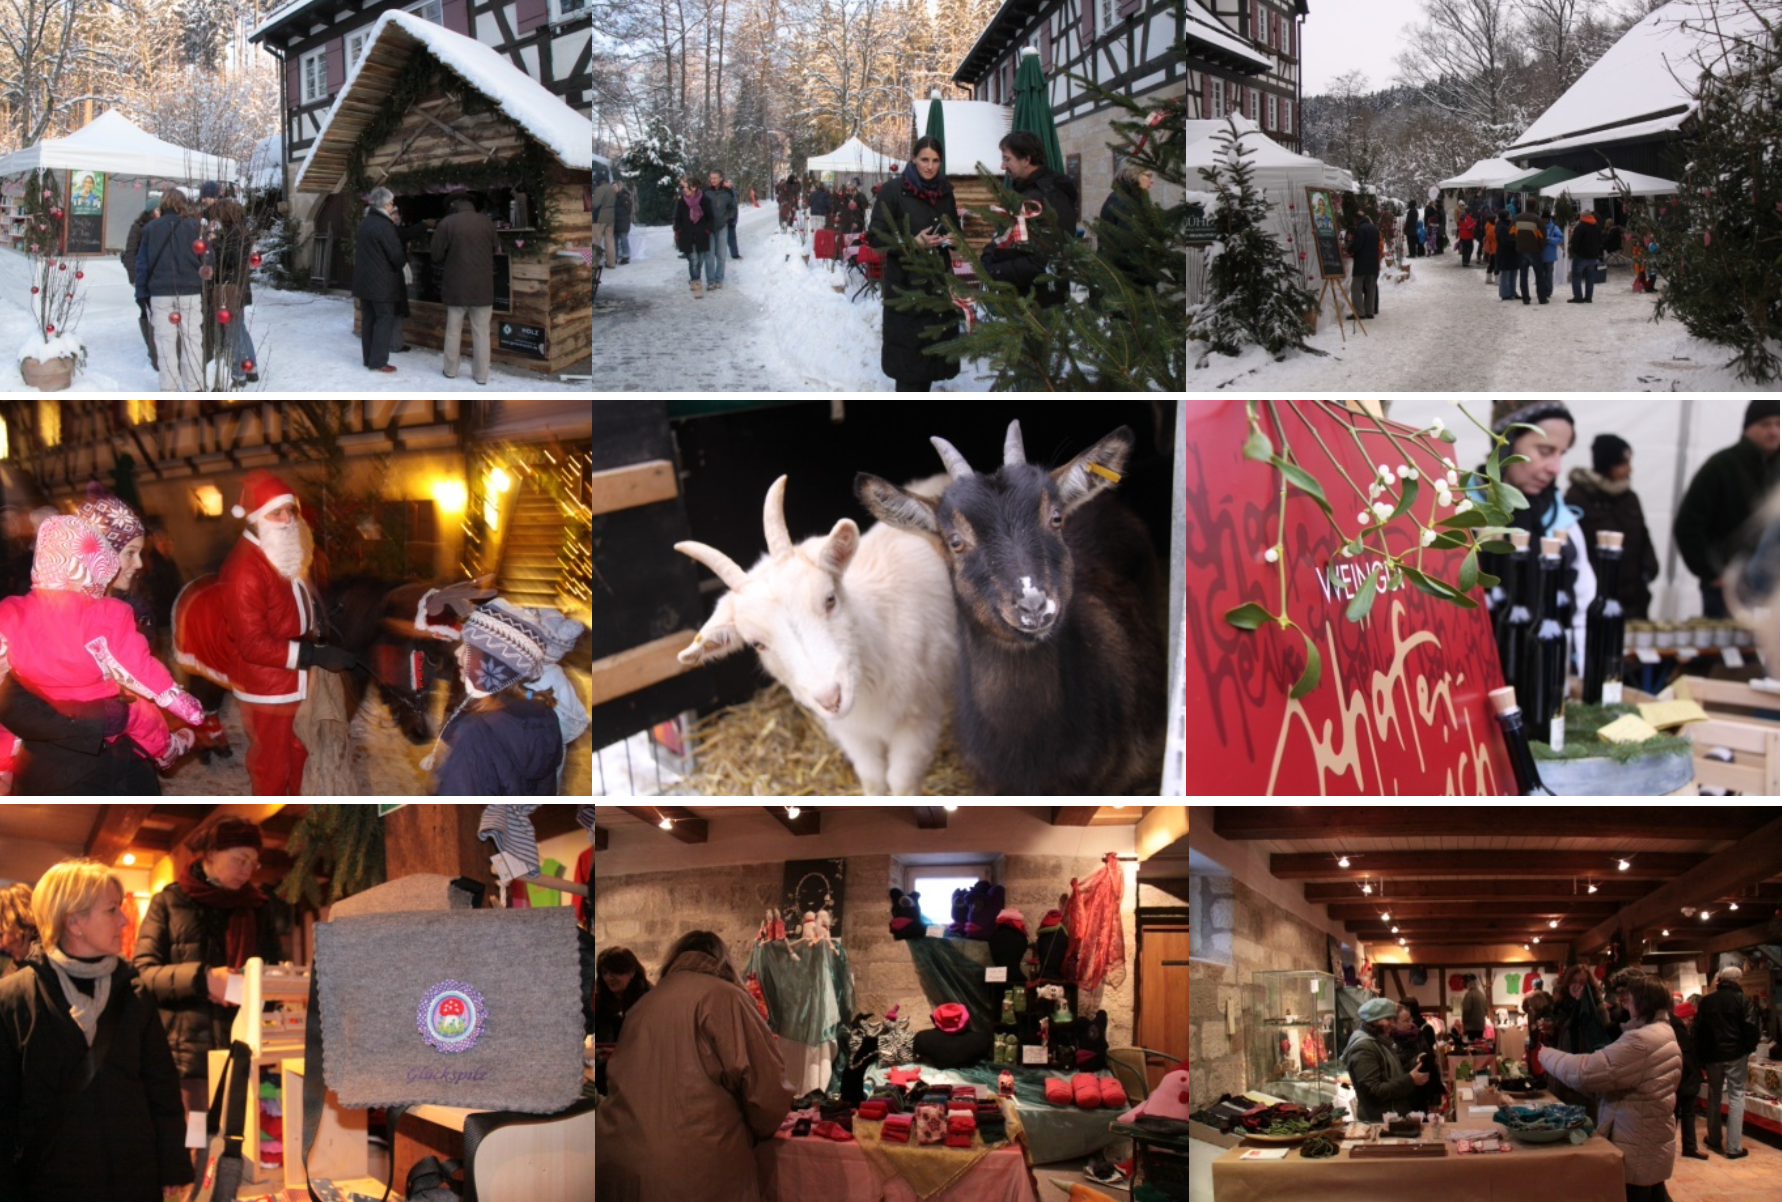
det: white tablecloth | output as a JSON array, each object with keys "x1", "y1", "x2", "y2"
[{"x1": 756, "y1": 1132, "x2": 1037, "y2": 1202}]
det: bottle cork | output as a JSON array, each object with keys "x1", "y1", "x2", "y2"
[
  {"x1": 1540, "y1": 536, "x2": 1563, "y2": 558},
  {"x1": 1595, "y1": 530, "x2": 1624, "y2": 550},
  {"x1": 1488, "y1": 686, "x2": 1520, "y2": 714},
  {"x1": 1508, "y1": 529, "x2": 1530, "y2": 551}
]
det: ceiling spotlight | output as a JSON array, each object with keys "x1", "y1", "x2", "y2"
[
  {"x1": 1391, "y1": 926, "x2": 1399, "y2": 934},
  {"x1": 659, "y1": 816, "x2": 674, "y2": 830},
  {"x1": 786, "y1": 806, "x2": 801, "y2": 820},
  {"x1": 1362, "y1": 883, "x2": 1374, "y2": 895},
  {"x1": 1549, "y1": 919, "x2": 1559, "y2": 929},
  {"x1": 1729, "y1": 901, "x2": 1739, "y2": 911},
  {"x1": 1398, "y1": 937, "x2": 1406, "y2": 946},
  {"x1": 1523, "y1": 943, "x2": 1531, "y2": 950},
  {"x1": 1681, "y1": 906, "x2": 1696, "y2": 918},
  {"x1": 1587, "y1": 882, "x2": 1599, "y2": 894},
  {"x1": 1381, "y1": 912, "x2": 1391, "y2": 922},
  {"x1": 1617, "y1": 859, "x2": 1630, "y2": 871},
  {"x1": 1338, "y1": 856, "x2": 1351, "y2": 869},
  {"x1": 121, "y1": 852, "x2": 137, "y2": 865},
  {"x1": 1701, "y1": 910, "x2": 1711, "y2": 921},
  {"x1": 1533, "y1": 936, "x2": 1541, "y2": 944},
  {"x1": 1661, "y1": 929, "x2": 1670, "y2": 937}
]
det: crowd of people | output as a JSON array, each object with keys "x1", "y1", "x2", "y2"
[
  {"x1": 0, "y1": 469, "x2": 586, "y2": 797},
  {"x1": 1345, "y1": 964, "x2": 1766, "y2": 1202}
]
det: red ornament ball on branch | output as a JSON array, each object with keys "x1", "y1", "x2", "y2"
[
  {"x1": 217, "y1": 307, "x2": 232, "y2": 324},
  {"x1": 250, "y1": 253, "x2": 263, "y2": 268},
  {"x1": 30, "y1": 286, "x2": 38, "y2": 295},
  {"x1": 58, "y1": 262, "x2": 66, "y2": 271},
  {"x1": 74, "y1": 271, "x2": 83, "y2": 280},
  {"x1": 45, "y1": 324, "x2": 54, "y2": 334},
  {"x1": 192, "y1": 239, "x2": 207, "y2": 255},
  {"x1": 242, "y1": 359, "x2": 255, "y2": 373}
]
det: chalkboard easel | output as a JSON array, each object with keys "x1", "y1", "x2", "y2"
[{"x1": 1305, "y1": 186, "x2": 1365, "y2": 343}]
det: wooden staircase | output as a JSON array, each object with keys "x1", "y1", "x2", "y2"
[{"x1": 498, "y1": 484, "x2": 564, "y2": 610}]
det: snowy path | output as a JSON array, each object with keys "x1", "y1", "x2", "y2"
[
  {"x1": 0, "y1": 248, "x2": 581, "y2": 393},
  {"x1": 1191, "y1": 248, "x2": 1763, "y2": 392},
  {"x1": 597, "y1": 200, "x2": 992, "y2": 391}
]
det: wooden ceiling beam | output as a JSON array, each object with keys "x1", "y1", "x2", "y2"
[
  {"x1": 86, "y1": 805, "x2": 157, "y2": 866},
  {"x1": 1643, "y1": 917, "x2": 1782, "y2": 958},
  {"x1": 594, "y1": 826, "x2": 608, "y2": 852},
  {"x1": 1218, "y1": 806, "x2": 1778, "y2": 842},
  {"x1": 532, "y1": 806, "x2": 586, "y2": 842},
  {"x1": 1271, "y1": 850, "x2": 1704, "y2": 881},
  {"x1": 1345, "y1": 917, "x2": 1598, "y2": 936},
  {"x1": 617, "y1": 806, "x2": 709, "y2": 844},
  {"x1": 1325, "y1": 900, "x2": 1621, "y2": 922},
  {"x1": 1576, "y1": 812, "x2": 1782, "y2": 955},
  {"x1": 913, "y1": 807, "x2": 950, "y2": 830},
  {"x1": 1304, "y1": 879, "x2": 1651, "y2": 903},
  {"x1": 764, "y1": 806, "x2": 823, "y2": 836},
  {"x1": 1051, "y1": 807, "x2": 1100, "y2": 826}
]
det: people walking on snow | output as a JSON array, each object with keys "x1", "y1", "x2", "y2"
[
  {"x1": 1482, "y1": 210, "x2": 1499, "y2": 282},
  {"x1": 867, "y1": 136, "x2": 961, "y2": 393},
  {"x1": 722, "y1": 176, "x2": 742, "y2": 259},
  {"x1": 1495, "y1": 211, "x2": 1518, "y2": 301},
  {"x1": 122, "y1": 195, "x2": 161, "y2": 374},
  {"x1": 1513, "y1": 207, "x2": 1541, "y2": 305},
  {"x1": 352, "y1": 187, "x2": 408, "y2": 374},
  {"x1": 134, "y1": 187, "x2": 205, "y2": 392},
  {"x1": 1538, "y1": 209, "x2": 1563, "y2": 304},
  {"x1": 1348, "y1": 210, "x2": 1381, "y2": 320},
  {"x1": 703, "y1": 170, "x2": 734, "y2": 288},
  {"x1": 808, "y1": 180, "x2": 833, "y2": 228},
  {"x1": 592, "y1": 175, "x2": 618, "y2": 269},
  {"x1": 1457, "y1": 208, "x2": 1477, "y2": 267},
  {"x1": 1568, "y1": 210, "x2": 1603, "y2": 304},
  {"x1": 674, "y1": 176, "x2": 717, "y2": 299},
  {"x1": 1403, "y1": 206, "x2": 1421, "y2": 258},
  {"x1": 206, "y1": 199, "x2": 259, "y2": 384}
]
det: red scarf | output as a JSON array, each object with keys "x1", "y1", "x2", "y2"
[{"x1": 178, "y1": 861, "x2": 265, "y2": 971}]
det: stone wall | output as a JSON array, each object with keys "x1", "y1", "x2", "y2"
[
  {"x1": 1188, "y1": 871, "x2": 1330, "y2": 1110},
  {"x1": 593, "y1": 852, "x2": 1137, "y2": 1046}
]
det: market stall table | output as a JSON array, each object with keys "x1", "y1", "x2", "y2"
[
  {"x1": 756, "y1": 1122, "x2": 1036, "y2": 1202},
  {"x1": 1211, "y1": 1114, "x2": 1625, "y2": 1202},
  {"x1": 865, "y1": 1064, "x2": 1126, "y2": 1164}
]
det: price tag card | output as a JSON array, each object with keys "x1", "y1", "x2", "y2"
[
  {"x1": 1723, "y1": 646, "x2": 1745, "y2": 669},
  {"x1": 1022, "y1": 1045, "x2": 1049, "y2": 1065},
  {"x1": 1634, "y1": 648, "x2": 1663, "y2": 665},
  {"x1": 926, "y1": 926, "x2": 945, "y2": 940},
  {"x1": 985, "y1": 967, "x2": 1008, "y2": 983},
  {"x1": 224, "y1": 974, "x2": 245, "y2": 1005},
  {"x1": 186, "y1": 1110, "x2": 208, "y2": 1150}
]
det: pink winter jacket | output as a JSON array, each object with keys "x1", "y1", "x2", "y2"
[{"x1": 1539, "y1": 1017, "x2": 1682, "y2": 1186}]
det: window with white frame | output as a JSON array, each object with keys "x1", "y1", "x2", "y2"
[
  {"x1": 1210, "y1": 79, "x2": 1224, "y2": 119},
  {"x1": 1248, "y1": 88, "x2": 1258, "y2": 121},
  {"x1": 1267, "y1": 93, "x2": 1277, "y2": 131},
  {"x1": 1282, "y1": 98, "x2": 1293, "y2": 135},
  {"x1": 405, "y1": 0, "x2": 444, "y2": 25},
  {"x1": 900, "y1": 858, "x2": 1002, "y2": 929},
  {"x1": 346, "y1": 30, "x2": 369, "y2": 67},
  {"x1": 550, "y1": 0, "x2": 590, "y2": 19},
  {"x1": 299, "y1": 48, "x2": 327, "y2": 104}
]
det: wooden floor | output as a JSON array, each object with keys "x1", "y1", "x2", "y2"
[{"x1": 1668, "y1": 1133, "x2": 1782, "y2": 1202}]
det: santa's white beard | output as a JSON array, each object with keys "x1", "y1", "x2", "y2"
[{"x1": 254, "y1": 518, "x2": 312, "y2": 580}]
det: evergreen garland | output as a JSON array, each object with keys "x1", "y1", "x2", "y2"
[{"x1": 277, "y1": 804, "x2": 388, "y2": 909}]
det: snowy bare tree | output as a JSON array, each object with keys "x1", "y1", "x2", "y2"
[
  {"x1": 783, "y1": 0, "x2": 912, "y2": 149},
  {"x1": 1394, "y1": 0, "x2": 1521, "y2": 129},
  {"x1": 0, "y1": 0, "x2": 88, "y2": 147},
  {"x1": 1324, "y1": 70, "x2": 1382, "y2": 193}
]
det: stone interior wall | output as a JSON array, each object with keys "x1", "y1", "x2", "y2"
[
  {"x1": 1188, "y1": 871, "x2": 1329, "y2": 1110},
  {"x1": 593, "y1": 852, "x2": 1138, "y2": 1047}
]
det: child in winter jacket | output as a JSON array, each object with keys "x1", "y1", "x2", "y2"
[
  {"x1": 0, "y1": 516, "x2": 202, "y2": 766},
  {"x1": 428, "y1": 599, "x2": 563, "y2": 796}
]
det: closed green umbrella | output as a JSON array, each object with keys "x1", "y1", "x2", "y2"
[
  {"x1": 924, "y1": 94, "x2": 947, "y2": 174},
  {"x1": 1010, "y1": 48, "x2": 1063, "y2": 174}
]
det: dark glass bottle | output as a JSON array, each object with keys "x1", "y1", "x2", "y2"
[
  {"x1": 1555, "y1": 540, "x2": 1576, "y2": 680},
  {"x1": 1495, "y1": 530, "x2": 1534, "y2": 686},
  {"x1": 1490, "y1": 686, "x2": 1555, "y2": 795},
  {"x1": 1519, "y1": 536, "x2": 1568, "y2": 749},
  {"x1": 1583, "y1": 531, "x2": 1627, "y2": 706}
]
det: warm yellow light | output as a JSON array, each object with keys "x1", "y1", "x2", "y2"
[
  {"x1": 192, "y1": 484, "x2": 224, "y2": 518},
  {"x1": 121, "y1": 852, "x2": 136, "y2": 865},
  {"x1": 0, "y1": 416, "x2": 9, "y2": 460},
  {"x1": 489, "y1": 467, "x2": 513, "y2": 493},
  {"x1": 126, "y1": 400, "x2": 156, "y2": 425},
  {"x1": 431, "y1": 478, "x2": 468, "y2": 515},
  {"x1": 38, "y1": 399, "x2": 61, "y2": 447}
]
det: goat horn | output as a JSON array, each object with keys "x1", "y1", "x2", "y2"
[
  {"x1": 930, "y1": 436, "x2": 975, "y2": 481},
  {"x1": 1004, "y1": 420, "x2": 1027, "y2": 466},
  {"x1": 674, "y1": 541, "x2": 750, "y2": 592},
  {"x1": 764, "y1": 475, "x2": 793, "y2": 557}
]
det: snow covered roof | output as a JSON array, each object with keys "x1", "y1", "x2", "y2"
[
  {"x1": 910, "y1": 100, "x2": 1011, "y2": 176},
  {"x1": 1438, "y1": 157, "x2": 1527, "y2": 189},
  {"x1": 1505, "y1": 0, "x2": 1768, "y2": 157},
  {"x1": 807, "y1": 136, "x2": 900, "y2": 176},
  {"x1": 1186, "y1": 2, "x2": 1274, "y2": 72},
  {"x1": 294, "y1": 11, "x2": 593, "y2": 194},
  {"x1": 0, "y1": 109, "x2": 238, "y2": 183},
  {"x1": 1541, "y1": 167, "x2": 1678, "y2": 200}
]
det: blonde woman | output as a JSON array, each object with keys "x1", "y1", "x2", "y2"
[
  {"x1": 0, "y1": 859, "x2": 191, "y2": 1201},
  {"x1": 0, "y1": 883, "x2": 35, "y2": 978}
]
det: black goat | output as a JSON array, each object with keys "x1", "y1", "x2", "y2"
[{"x1": 855, "y1": 420, "x2": 1165, "y2": 795}]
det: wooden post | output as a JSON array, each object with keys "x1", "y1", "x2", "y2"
[{"x1": 381, "y1": 804, "x2": 495, "y2": 900}]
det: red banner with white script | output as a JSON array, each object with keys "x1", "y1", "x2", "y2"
[{"x1": 1183, "y1": 400, "x2": 1514, "y2": 796}]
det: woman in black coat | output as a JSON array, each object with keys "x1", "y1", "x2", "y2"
[
  {"x1": 867, "y1": 136, "x2": 962, "y2": 392},
  {"x1": 0, "y1": 859, "x2": 192, "y2": 1202},
  {"x1": 672, "y1": 176, "x2": 716, "y2": 297}
]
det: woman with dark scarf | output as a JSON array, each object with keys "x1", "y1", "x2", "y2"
[
  {"x1": 867, "y1": 136, "x2": 962, "y2": 392},
  {"x1": 131, "y1": 817, "x2": 282, "y2": 1193},
  {"x1": 1473, "y1": 400, "x2": 1598, "y2": 670}
]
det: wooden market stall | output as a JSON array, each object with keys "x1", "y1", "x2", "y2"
[{"x1": 293, "y1": 11, "x2": 593, "y2": 375}]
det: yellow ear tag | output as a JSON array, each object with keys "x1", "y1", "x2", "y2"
[{"x1": 1086, "y1": 462, "x2": 1122, "y2": 484}]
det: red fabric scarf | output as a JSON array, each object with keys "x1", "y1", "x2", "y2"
[{"x1": 178, "y1": 861, "x2": 265, "y2": 971}]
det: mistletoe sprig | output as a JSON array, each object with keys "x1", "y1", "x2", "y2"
[{"x1": 1225, "y1": 401, "x2": 1545, "y2": 699}]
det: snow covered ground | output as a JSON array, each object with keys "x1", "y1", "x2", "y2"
[
  {"x1": 0, "y1": 247, "x2": 582, "y2": 393},
  {"x1": 595, "y1": 199, "x2": 993, "y2": 391},
  {"x1": 1190, "y1": 248, "x2": 1770, "y2": 392}
]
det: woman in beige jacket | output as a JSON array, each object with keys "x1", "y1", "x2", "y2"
[
  {"x1": 594, "y1": 931, "x2": 794, "y2": 1202},
  {"x1": 1539, "y1": 974, "x2": 1683, "y2": 1202}
]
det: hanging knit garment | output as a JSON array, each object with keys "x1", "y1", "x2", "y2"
[{"x1": 1064, "y1": 852, "x2": 1126, "y2": 992}]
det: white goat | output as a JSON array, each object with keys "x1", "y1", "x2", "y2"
[{"x1": 675, "y1": 475, "x2": 957, "y2": 795}]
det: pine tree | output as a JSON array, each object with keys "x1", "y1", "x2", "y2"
[
  {"x1": 1650, "y1": 11, "x2": 1782, "y2": 383},
  {"x1": 619, "y1": 116, "x2": 694, "y2": 225},
  {"x1": 1189, "y1": 120, "x2": 1320, "y2": 364}
]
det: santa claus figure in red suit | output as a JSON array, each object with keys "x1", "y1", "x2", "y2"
[{"x1": 176, "y1": 469, "x2": 356, "y2": 794}]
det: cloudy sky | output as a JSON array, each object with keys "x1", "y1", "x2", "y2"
[{"x1": 1298, "y1": 0, "x2": 1426, "y2": 97}]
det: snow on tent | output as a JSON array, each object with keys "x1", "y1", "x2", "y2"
[
  {"x1": 1541, "y1": 167, "x2": 1678, "y2": 199},
  {"x1": 1505, "y1": 0, "x2": 1771, "y2": 167},
  {"x1": 292, "y1": 10, "x2": 594, "y2": 375},
  {"x1": 1438, "y1": 157, "x2": 1527, "y2": 190},
  {"x1": 806, "y1": 137, "x2": 900, "y2": 179},
  {"x1": 0, "y1": 109, "x2": 240, "y2": 254}
]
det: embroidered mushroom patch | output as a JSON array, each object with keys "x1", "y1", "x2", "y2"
[{"x1": 418, "y1": 980, "x2": 487, "y2": 1054}]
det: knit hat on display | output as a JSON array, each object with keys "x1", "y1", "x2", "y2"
[
  {"x1": 1038, "y1": 910, "x2": 1066, "y2": 934},
  {"x1": 232, "y1": 469, "x2": 296, "y2": 521},
  {"x1": 1491, "y1": 400, "x2": 1575, "y2": 438},
  {"x1": 76, "y1": 494, "x2": 146, "y2": 555},
  {"x1": 932, "y1": 1004, "x2": 970, "y2": 1034},
  {"x1": 1591, "y1": 433, "x2": 1632, "y2": 476},
  {"x1": 461, "y1": 599, "x2": 549, "y2": 692},
  {"x1": 996, "y1": 908, "x2": 1027, "y2": 933},
  {"x1": 1745, "y1": 400, "x2": 1779, "y2": 430},
  {"x1": 32, "y1": 515, "x2": 120, "y2": 598},
  {"x1": 1359, "y1": 997, "x2": 1398, "y2": 1024}
]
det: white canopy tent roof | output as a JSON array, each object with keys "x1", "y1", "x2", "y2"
[
  {"x1": 1182, "y1": 122, "x2": 1356, "y2": 193},
  {"x1": 910, "y1": 100, "x2": 1010, "y2": 176},
  {"x1": 0, "y1": 109, "x2": 237, "y2": 183},
  {"x1": 1438, "y1": 157, "x2": 1526, "y2": 190},
  {"x1": 1541, "y1": 167, "x2": 1678, "y2": 199},
  {"x1": 806, "y1": 136, "x2": 900, "y2": 177}
]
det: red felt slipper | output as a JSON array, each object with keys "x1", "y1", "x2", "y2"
[
  {"x1": 1100, "y1": 1077, "x2": 1126, "y2": 1107},
  {"x1": 1045, "y1": 1078, "x2": 1072, "y2": 1106},
  {"x1": 1073, "y1": 1073, "x2": 1102, "y2": 1109}
]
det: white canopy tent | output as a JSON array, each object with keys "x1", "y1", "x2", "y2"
[
  {"x1": 1541, "y1": 167, "x2": 1678, "y2": 199},
  {"x1": 806, "y1": 136, "x2": 899, "y2": 179},
  {"x1": 0, "y1": 109, "x2": 237, "y2": 183},
  {"x1": 1438, "y1": 157, "x2": 1527, "y2": 190},
  {"x1": 1181, "y1": 123, "x2": 1356, "y2": 193}
]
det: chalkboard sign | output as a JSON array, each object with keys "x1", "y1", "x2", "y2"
[
  {"x1": 498, "y1": 322, "x2": 547, "y2": 359},
  {"x1": 64, "y1": 169, "x2": 105, "y2": 255},
  {"x1": 1305, "y1": 186, "x2": 1344, "y2": 279}
]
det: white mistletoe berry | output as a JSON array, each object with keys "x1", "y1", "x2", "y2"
[
  {"x1": 1420, "y1": 528, "x2": 1437, "y2": 547},
  {"x1": 1265, "y1": 547, "x2": 1279, "y2": 563},
  {"x1": 1456, "y1": 499, "x2": 1474, "y2": 514},
  {"x1": 1358, "y1": 511, "x2": 1371, "y2": 525},
  {"x1": 1378, "y1": 464, "x2": 1394, "y2": 484},
  {"x1": 1372, "y1": 501, "x2": 1394, "y2": 520},
  {"x1": 1446, "y1": 469, "x2": 1459, "y2": 487},
  {"x1": 1443, "y1": 457, "x2": 1456, "y2": 469}
]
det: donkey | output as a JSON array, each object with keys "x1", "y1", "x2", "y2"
[
  {"x1": 855, "y1": 421, "x2": 1166, "y2": 796},
  {"x1": 674, "y1": 474, "x2": 957, "y2": 795}
]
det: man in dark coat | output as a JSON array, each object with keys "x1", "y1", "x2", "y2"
[
  {"x1": 867, "y1": 139, "x2": 961, "y2": 392},
  {"x1": 429, "y1": 195, "x2": 498, "y2": 385},
  {"x1": 352, "y1": 186, "x2": 407, "y2": 372},
  {"x1": 703, "y1": 170, "x2": 734, "y2": 286},
  {"x1": 1693, "y1": 966, "x2": 1762, "y2": 1158},
  {"x1": 122, "y1": 197, "x2": 160, "y2": 372},
  {"x1": 1513, "y1": 209, "x2": 1542, "y2": 304},
  {"x1": 613, "y1": 185, "x2": 633, "y2": 264},
  {"x1": 1568, "y1": 211, "x2": 1604, "y2": 303},
  {"x1": 1349, "y1": 212, "x2": 1381, "y2": 319},
  {"x1": 1674, "y1": 400, "x2": 1780, "y2": 617},
  {"x1": 981, "y1": 130, "x2": 1080, "y2": 309},
  {"x1": 1565, "y1": 433, "x2": 1661, "y2": 618},
  {"x1": 0, "y1": 676, "x2": 156, "y2": 795}
]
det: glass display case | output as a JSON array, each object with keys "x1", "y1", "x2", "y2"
[{"x1": 1247, "y1": 969, "x2": 1350, "y2": 1107}]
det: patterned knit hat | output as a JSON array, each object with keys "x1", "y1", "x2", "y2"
[
  {"x1": 231, "y1": 469, "x2": 296, "y2": 522},
  {"x1": 32, "y1": 515, "x2": 120, "y2": 598},
  {"x1": 1491, "y1": 400, "x2": 1575, "y2": 437},
  {"x1": 75, "y1": 494, "x2": 146, "y2": 555},
  {"x1": 460, "y1": 599, "x2": 549, "y2": 692}
]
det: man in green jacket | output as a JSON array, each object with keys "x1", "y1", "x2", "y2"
[
  {"x1": 1342, "y1": 996, "x2": 1430, "y2": 1122},
  {"x1": 1674, "y1": 400, "x2": 1780, "y2": 617}
]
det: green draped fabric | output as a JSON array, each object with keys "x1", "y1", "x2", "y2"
[
  {"x1": 746, "y1": 938, "x2": 855, "y2": 1049},
  {"x1": 924, "y1": 98, "x2": 947, "y2": 173},
  {"x1": 904, "y1": 936, "x2": 1000, "y2": 1033}
]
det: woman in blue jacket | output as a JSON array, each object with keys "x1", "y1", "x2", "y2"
[{"x1": 1538, "y1": 209, "x2": 1564, "y2": 303}]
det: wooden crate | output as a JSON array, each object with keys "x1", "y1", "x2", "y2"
[{"x1": 1680, "y1": 677, "x2": 1780, "y2": 796}]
